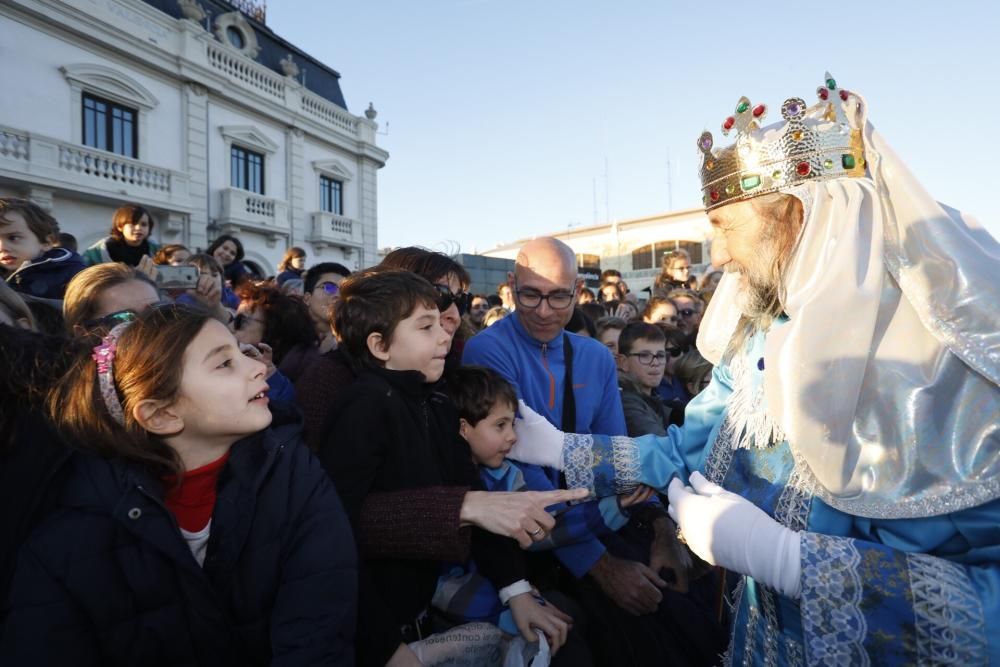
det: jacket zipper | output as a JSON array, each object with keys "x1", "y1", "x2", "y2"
[{"x1": 540, "y1": 343, "x2": 556, "y2": 410}]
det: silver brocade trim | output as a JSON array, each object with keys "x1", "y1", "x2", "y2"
[
  {"x1": 774, "y1": 454, "x2": 816, "y2": 532},
  {"x1": 758, "y1": 586, "x2": 780, "y2": 667},
  {"x1": 742, "y1": 604, "x2": 760, "y2": 667},
  {"x1": 704, "y1": 418, "x2": 737, "y2": 485},
  {"x1": 800, "y1": 533, "x2": 869, "y2": 666},
  {"x1": 785, "y1": 638, "x2": 806, "y2": 667},
  {"x1": 609, "y1": 435, "x2": 640, "y2": 495},
  {"x1": 907, "y1": 553, "x2": 987, "y2": 665},
  {"x1": 719, "y1": 577, "x2": 746, "y2": 667},
  {"x1": 726, "y1": 348, "x2": 785, "y2": 450},
  {"x1": 562, "y1": 433, "x2": 596, "y2": 494}
]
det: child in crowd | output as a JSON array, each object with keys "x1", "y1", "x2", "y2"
[
  {"x1": 152, "y1": 243, "x2": 191, "y2": 266},
  {"x1": 187, "y1": 252, "x2": 240, "y2": 310},
  {"x1": 317, "y1": 269, "x2": 573, "y2": 667},
  {"x1": 0, "y1": 304, "x2": 357, "y2": 665},
  {"x1": 83, "y1": 204, "x2": 160, "y2": 269},
  {"x1": 435, "y1": 365, "x2": 647, "y2": 663},
  {"x1": 0, "y1": 197, "x2": 84, "y2": 300},
  {"x1": 672, "y1": 350, "x2": 714, "y2": 422},
  {"x1": 0, "y1": 305, "x2": 357, "y2": 665},
  {"x1": 617, "y1": 322, "x2": 674, "y2": 437},
  {"x1": 595, "y1": 316, "x2": 626, "y2": 356}
]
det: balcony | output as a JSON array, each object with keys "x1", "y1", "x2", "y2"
[
  {"x1": 218, "y1": 187, "x2": 289, "y2": 241},
  {"x1": 0, "y1": 125, "x2": 188, "y2": 207},
  {"x1": 307, "y1": 211, "x2": 363, "y2": 250}
]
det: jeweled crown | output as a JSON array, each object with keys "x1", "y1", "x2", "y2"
[{"x1": 698, "y1": 72, "x2": 866, "y2": 211}]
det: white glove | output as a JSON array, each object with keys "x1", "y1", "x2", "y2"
[
  {"x1": 667, "y1": 472, "x2": 801, "y2": 599},
  {"x1": 510, "y1": 400, "x2": 566, "y2": 470}
]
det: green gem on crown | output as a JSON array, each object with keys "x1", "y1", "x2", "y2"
[
  {"x1": 842, "y1": 154, "x2": 856, "y2": 169},
  {"x1": 736, "y1": 101, "x2": 749, "y2": 114},
  {"x1": 740, "y1": 174, "x2": 761, "y2": 191},
  {"x1": 826, "y1": 78, "x2": 837, "y2": 90}
]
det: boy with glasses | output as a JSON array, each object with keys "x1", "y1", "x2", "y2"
[
  {"x1": 302, "y1": 262, "x2": 351, "y2": 351},
  {"x1": 616, "y1": 322, "x2": 674, "y2": 437}
]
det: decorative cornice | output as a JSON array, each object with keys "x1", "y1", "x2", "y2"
[
  {"x1": 311, "y1": 158, "x2": 353, "y2": 180},
  {"x1": 220, "y1": 124, "x2": 279, "y2": 153},
  {"x1": 60, "y1": 63, "x2": 159, "y2": 109}
]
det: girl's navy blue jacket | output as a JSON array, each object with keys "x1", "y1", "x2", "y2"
[{"x1": 0, "y1": 405, "x2": 357, "y2": 666}]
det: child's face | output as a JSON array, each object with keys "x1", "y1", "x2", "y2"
[
  {"x1": 0, "y1": 212, "x2": 51, "y2": 271},
  {"x1": 599, "y1": 328, "x2": 621, "y2": 356},
  {"x1": 121, "y1": 214, "x2": 150, "y2": 247},
  {"x1": 213, "y1": 240, "x2": 238, "y2": 266},
  {"x1": 170, "y1": 319, "x2": 272, "y2": 447},
  {"x1": 619, "y1": 337, "x2": 667, "y2": 392},
  {"x1": 644, "y1": 302, "x2": 678, "y2": 327},
  {"x1": 382, "y1": 304, "x2": 451, "y2": 383},
  {"x1": 461, "y1": 402, "x2": 517, "y2": 469}
]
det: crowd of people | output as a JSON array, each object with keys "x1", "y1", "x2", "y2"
[
  {"x1": 2, "y1": 70, "x2": 999, "y2": 667},
  {"x1": 0, "y1": 197, "x2": 727, "y2": 666}
]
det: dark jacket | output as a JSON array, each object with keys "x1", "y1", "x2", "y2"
[
  {"x1": 317, "y1": 366, "x2": 524, "y2": 667},
  {"x1": 5, "y1": 247, "x2": 85, "y2": 300},
  {"x1": 275, "y1": 268, "x2": 303, "y2": 286},
  {"x1": 295, "y1": 348, "x2": 357, "y2": 451},
  {"x1": 1, "y1": 406, "x2": 357, "y2": 667},
  {"x1": 619, "y1": 372, "x2": 673, "y2": 437}
]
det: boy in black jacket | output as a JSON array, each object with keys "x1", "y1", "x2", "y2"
[{"x1": 318, "y1": 269, "x2": 574, "y2": 667}]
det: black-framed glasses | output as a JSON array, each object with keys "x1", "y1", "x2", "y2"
[
  {"x1": 234, "y1": 312, "x2": 265, "y2": 331},
  {"x1": 434, "y1": 284, "x2": 471, "y2": 315},
  {"x1": 317, "y1": 282, "x2": 339, "y2": 296},
  {"x1": 627, "y1": 351, "x2": 668, "y2": 365},
  {"x1": 515, "y1": 286, "x2": 575, "y2": 310}
]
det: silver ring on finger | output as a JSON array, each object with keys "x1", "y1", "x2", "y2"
[{"x1": 529, "y1": 527, "x2": 544, "y2": 537}]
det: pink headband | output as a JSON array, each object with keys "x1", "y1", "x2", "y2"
[{"x1": 91, "y1": 321, "x2": 132, "y2": 425}]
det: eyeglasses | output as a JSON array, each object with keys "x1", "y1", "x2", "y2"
[
  {"x1": 83, "y1": 308, "x2": 139, "y2": 330},
  {"x1": 627, "y1": 351, "x2": 668, "y2": 365},
  {"x1": 234, "y1": 312, "x2": 265, "y2": 331},
  {"x1": 515, "y1": 286, "x2": 575, "y2": 310},
  {"x1": 672, "y1": 265, "x2": 691, "y2": 273},
  {"x1": 317, "y1": 282, "x2": 339, "y2": 296},
  {"x1": 434, "y1": 284, "x2": 471, "y2": 315}
]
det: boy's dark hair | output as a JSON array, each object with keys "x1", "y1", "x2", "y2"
[
  {"x1": 57, "y1": 232, "x2": 78, "y2": 253},
  {"x1": 332, "y1": 268, "x2": 439, "y2": 370},
  {"x1": 600, "y1": 269, "x2": 622, "y2": 282},
  {"x1": 445, "y1": 366, "x2": 518, "y2": 427},
  {"x1": 109, "y1": 204, "x2": 153, "y2": 242},
  {"x1": 304, "y1": 262, "x2": 351, "y2": 293},
  {"x1": 579, "y1": 302, "x2": 606, "y2": 325},
  {"x1": 654, "y1": 322, "x2": 692, "y2": 352},
  {"x1": 0, "y1": 198, "x2": 59, "y2": 245},
  {"x1": 486, "y1": 294, "x2": 503, "y2": 308},
  {"x1": 618, "y1": 321, "x2": 666, "y2": 356}
]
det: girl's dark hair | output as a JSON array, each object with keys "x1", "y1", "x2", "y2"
[
  {"x1": 237, "y1": 283, "x2": 318, "y2": 365},
  {"x1": 379, "y1": 246, "x2": 470, "y2": 290},
  {"x1": 566, "y1": 308, "x2": 596, "y2": 338},
  {"x1": 332, "y1": 268, "x2": 439, "y2": 371},
  {"x1": 109, "y1": 205, "x2": 153, "y2": 242},
  {"x1": 206, "y1": 234, "x2": 245, "y2": 263},
  {"x1": 643, "y1": 296, "x2": 676, "y2": 320},
  {"x1": 48, "y1": 305, "x2": 212, "y2": 477},
  {"x1": 277, "y1": 246, "x2": 306, "y2": 272},
  {"x1": 445, "y1": 365, "x2": 518, "y2": 427},
  {"x1": 152, "y1": 244, "x2": 189, "y2": 265}
]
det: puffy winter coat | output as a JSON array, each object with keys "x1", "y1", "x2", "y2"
[{"x1": 0, "y1": 406, "x2": 357, "y2": 666}]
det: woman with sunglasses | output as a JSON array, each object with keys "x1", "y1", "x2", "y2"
[{"x1": 653, "y1": 324, "x2": 693, "y2": 419}]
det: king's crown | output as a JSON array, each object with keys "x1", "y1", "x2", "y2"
[{"x1": 698, "y1": 72, "x2": 866, "y2": 210}]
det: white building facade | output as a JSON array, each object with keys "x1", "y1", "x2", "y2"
[
  {"x1": 0, "y1": 0, "x2": 388, "y2": 275},
  {"x1": 481, "y1": 208, "x2": 712, "y2": 293}
]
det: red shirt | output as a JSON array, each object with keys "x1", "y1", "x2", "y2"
[{"x1": 163, "y1": 451, "x2": 230, "y2": 532}]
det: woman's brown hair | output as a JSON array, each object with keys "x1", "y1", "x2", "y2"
[
  {"x1": 48, "y1": 305, "x2": 211, "y2": 477},
  {"x1": 62, "y1": 263, "x2": 157, "y2": 331},
  {"x1": 152, "y1": 243, "x2": 189, "y2": 265}
]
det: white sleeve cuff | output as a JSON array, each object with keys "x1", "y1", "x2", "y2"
[{"x1": 498, "y1": 579, "x2": 533, "y2": 606}]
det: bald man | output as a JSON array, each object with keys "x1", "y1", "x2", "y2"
[{"x1": 464, "y1": 237, "x2": 626, "y2": 436}]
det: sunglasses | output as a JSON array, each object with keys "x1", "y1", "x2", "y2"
[
  {"x1": 665, "y1": 346, "x2": 685, "y2": 358},
  {"x1": 434, "y1": 284, "x2": 471, "y2": 315},
  {"x1": 83, "y1": 309, "x2": 139, "y2": 330}
]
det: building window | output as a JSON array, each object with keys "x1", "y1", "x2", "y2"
[
  {"x1": 226, "y1": 26, "x2": 246, "y2": 49},
  {"x1": 632, "y1": 244, "x2": 653, "y2": 271},
  {"x1": 231, "y1": 145, "x2": 264, "y2": 194},
  {"x1": 82, "y1": 93, "x2": 138, "y2": 158},
  {"x1": 320, "y1": 175, "x2": 343, "y2": 214}
]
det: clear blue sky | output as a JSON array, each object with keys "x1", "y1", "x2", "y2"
[{"x1": 269, "y1": 1, "x2": 1000, "y2": 253}]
